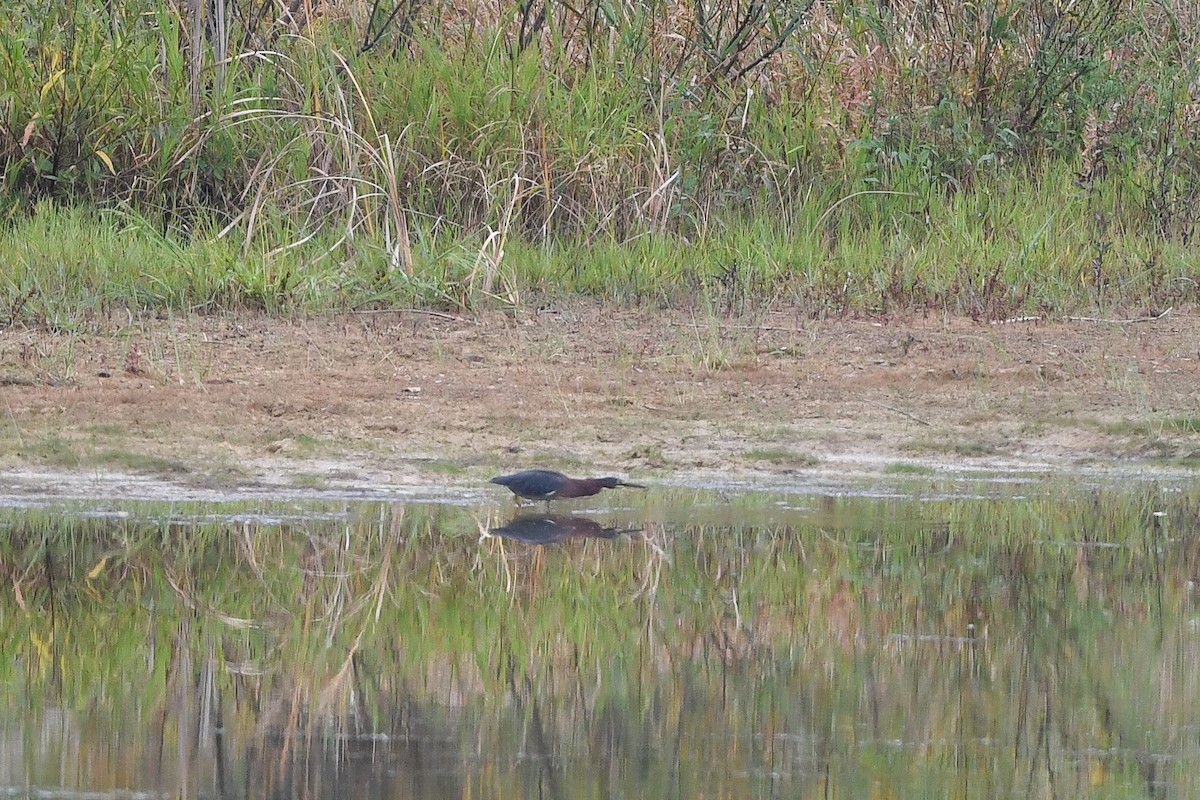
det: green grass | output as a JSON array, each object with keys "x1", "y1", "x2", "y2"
[
  {"x1": 92, "y1": 449, "x2": 189, "y2": 475},
  {"x1": 4, "y1": 165, "x2": 1197, "y2": 324},
  {"x1": 19, "y1": 435, "x2": 81, "y2": 467},
  {"x1": 744, "y1": 448, "x2": 820, "y2": 467},
  {"x1": 1099, "y1": 417, "x2": 1200, "y2": 442},
  {"x1": 14, "y1": 435, "x2": 190, "y2": 474},
  {"x1": 2, "y1": 1, "x2": 1198, "y2": 318},
  {"x1": 193, "y1": 462, "x2": 254, "y2": 487},
  {"x1": 291, "y1": 473, "x2": 328, "y2": 489},
  {"x1": 259, "y1": 433, "x2": 326, "y2": 457},
  {"x1": 1162, "y1": 417, "x2": 1200, "y2": 434},
  {"x1": 1097, "y1": 419, "x2": 1151, "y2": 437},
  {"x1": 884, "y1": 462, "x2": 937, "y2": 476},
  {"x1": 625, "y1": 445, "x2": 668, "y2": 467},
  {"x1": 900, "y1": 436, "x2": 998, "y2": 458},
  {"x1": 1172, "y1": 452, "x2": 1200, "y2": 469}
]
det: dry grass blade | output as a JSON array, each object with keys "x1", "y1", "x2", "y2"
[{"x1": 470, "y1": 173, "x2": 525, "y2": 301}]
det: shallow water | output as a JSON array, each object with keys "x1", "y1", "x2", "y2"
[{"x1": 2, "y1": 481, "x2": 1199, "y2": 799}]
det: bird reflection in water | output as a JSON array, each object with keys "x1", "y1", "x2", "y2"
[{"x1": 489, "y1": 513, "x2": 642, "y2": 546}]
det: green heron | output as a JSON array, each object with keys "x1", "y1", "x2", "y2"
[{"x1": 489, "y1": 469, "x2": 646, "y2": 503}]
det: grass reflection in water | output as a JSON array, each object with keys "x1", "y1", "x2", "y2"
[{"x1": 1, "y1": 486, "x2": 1199, "y2": 799}]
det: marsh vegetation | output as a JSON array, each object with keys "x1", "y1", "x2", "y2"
[{"x1": 2, "y1": 0, "x2": 1199, "y2": 322}]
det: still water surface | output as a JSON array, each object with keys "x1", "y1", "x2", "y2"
[{"x1": 2, "y1": 481, "x2": 1199, "y2": 799}]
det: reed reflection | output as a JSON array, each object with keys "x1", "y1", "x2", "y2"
[{"x1": 2, "y1": 488, "x2": 1199, "y2": 799}]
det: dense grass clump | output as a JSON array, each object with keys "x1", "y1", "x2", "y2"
[{"x1": 1, "y1": 0, "x2": 1198, "y2": 317}]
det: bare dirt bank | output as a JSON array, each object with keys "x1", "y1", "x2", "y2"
[{"x1": 2, "y1": 304, "x2": 1198, "y2": 501}]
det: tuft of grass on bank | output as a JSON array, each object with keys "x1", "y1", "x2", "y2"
[
  {"x1": 4, "y1": 165, "x2": 1199, "y2": 325},
  {"x1": 93, "y1": 450, "x2": 190, "y2": 475},
  {"x1": 744, "y1": 448, "x2": 821, "y2": 468},
  {"x1": 884, "y1": 462, "x2": 937, "y2": 476}
]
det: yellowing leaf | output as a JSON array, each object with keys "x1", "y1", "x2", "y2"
[
  {"x1": 87, "y1": 555, "x2": 109, "y2": 580},
  {"x1": 40, "y1": 69, "x2": 64, "y2": 100},
  {"x1": 95, "y1": 149, "x2": 116, "y2": 175},
  {"x1": 30, "y1": 631, "x2": 52, "y2": 664}
]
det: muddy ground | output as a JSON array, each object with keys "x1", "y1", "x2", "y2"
[{"x1": 1, "y1": 304, "x2": 1198, "y2": 501}]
